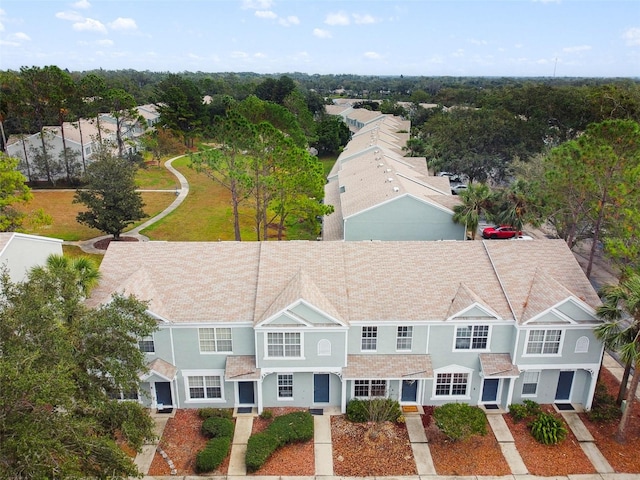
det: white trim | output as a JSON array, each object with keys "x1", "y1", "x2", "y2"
[
  {"x1": 452, "y1": 324, "x2": 491, "y2": 352},
  {"x1": 183, "y1": 369, "x2": 226, "y2": 403},
  {"x1": 431, "y1": 365, "x2": 473, "y2": 400},
  {"x1": 264, "y1": 331, "x2": 304, "y2": 360},
  {"x1": 522, "y1": 328, "x2": 564, "y2": 357}
]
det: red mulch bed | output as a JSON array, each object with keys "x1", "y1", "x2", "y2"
[
  {"x1": 579, "y1": 368, "x2": 640, "y2": 473},
  {"x1": 249, "y1": 408, "x2": 315, "y2": 476},
  {"x1": 93, "y1": 236, "x2": 138, "y2": 250},
  {"x1": 503, "y1": 404, "x2": 595, "y2": 476},
  {"x1": 148, "y1": 410, "x2": 229, "y2": 476},
  {"x1": 331, "y1": 415, "x2": 416, "y2": 476},
  {"x1": 422, "y1": 406, "x2": 511, "y2": 476}
]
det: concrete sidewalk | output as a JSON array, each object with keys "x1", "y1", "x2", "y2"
[{"x1": 136, "y1": 401, "x2": 637, "y2": 480}]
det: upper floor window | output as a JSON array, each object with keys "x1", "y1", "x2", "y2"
[
  {"x1": 199, "y1": 328, "x2": 232, "y2": 353},
  {"x1": 138, "y1": 335, "x2": 155, "y2": 353},
  {"x1": 396, "y1": 326, "x2": 413, "y2": 351},
  {"x1": 525, "y1": 329, "x2": 562, "y2": 355},
  {"x1": 455, "y1": 325, "x2": 489, "y2": 350},
  {"x1": 354, "y1": 379, "x2": 387, "y2": 398},
  {"x1": 435, "y1": 372, "x2": 469, "y2": 397},
  {"x1": 361, "y1": 326, "x2": 377, "y2": 351},
  {"x1": 267, "y1": 332, "x2": 301, "y2": 358}
]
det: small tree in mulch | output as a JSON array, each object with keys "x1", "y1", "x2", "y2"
[
  {"x1": 433, "y1": 403, "x2": 487, "y2": 442},
  {"x1": 346, "y1": 398, "x2": 403, "y2": 441}
]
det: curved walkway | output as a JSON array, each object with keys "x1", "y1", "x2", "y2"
[{"x1": 67, "y1": 154, "x2": 189, "y2": 254}]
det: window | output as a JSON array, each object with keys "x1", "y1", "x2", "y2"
[
  {"x1": 138, "y1": 336, "x2": 155, "y2": 353},
  {"x1": 107, "y1": 386, "x2": 139, "y2": 401},
  {"x1": 455, "y1": 325, "x2": 489, "y2": 350},
  {"x1": 187, "y1": 375, "x2": 222, "y2": 400},
  {"x1": 267, "y1": 332, "x2": 301, "y2": 357},
  {"x1": 435, "y1": 372, "x2": 469, "y2": 397},
  {"x1": 526, "y1": 329, "x2": 562, "y2": 355},
  {"x1": 361, "y1": 326, "x2": 377, "y2": 351},
  {"x1": 522, "y1": 371, "x2": 539, "y2": 395},
  {"x1": 354, "y1": 380, "x2": 387, "y2": 398},
  {"x1": 396, "y1": 326, "x2": 413, "y2": 350},
  {"x1": 199, "y1": 328, "x2": 232, "y2": 353},
  {"x1": 278, "y1": 374, "x2": 293, "y2": 399}
]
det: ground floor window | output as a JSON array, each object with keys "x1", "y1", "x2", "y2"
[
  {"x1": 354, "y1": 379, "x2": 387, "y2": 398},
  {"x1": 522, "y1": 371, "x2": 540, "y2": 395},
  {"x1": 278, "y1": 374, "x2": 293, "y2": 399},
  {"x1": 187, "y1": 375, "x2": 222, "y2": 400},
  {"x1": 435, "y1": 372, "x2": 469, "y2": 397}
]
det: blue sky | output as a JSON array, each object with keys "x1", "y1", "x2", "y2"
[{"x1": 1, "y1": 0, "x2": 639, "y2": 77}]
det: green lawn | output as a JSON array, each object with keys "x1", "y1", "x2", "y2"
[{"x1": 19, "y1": 153, "x2": 338, "y2": 243}]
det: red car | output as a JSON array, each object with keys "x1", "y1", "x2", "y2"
[{"x1": 482, "y1": 225, "x2": 521, "y2": 239}]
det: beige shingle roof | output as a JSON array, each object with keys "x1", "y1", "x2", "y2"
[
  {"x1": 225, "y1": 355, "x2": 261, "y2": 381},
  {"x1": 90, "y1": 240, "x2": 599, "y2": 326},
  {"x1": 479, "y1": 353, "x2": 520, "y2": 377},
  {"x1": 343, "y1": 354, "x2": 433, "y2": 379}
]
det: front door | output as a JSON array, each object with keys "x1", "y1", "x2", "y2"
[
  {"x1": 313, "y1": 374, "x2": 330, "y2": 403},
  {"x1": 155, "y1": 381, "x2": 172, "y2": 408},
  {"x1": 238, "y1": 381, "x2": 255, "y2": 404},
  {"x1": 555, "y1": 371, "x2": 574, "y2": 401},
  {"x1": 482, "y1": 378, "x2": 499, "y2": 402},
  {"x1": 401, "y1": 380, "x2": 418, "y2": 402}
]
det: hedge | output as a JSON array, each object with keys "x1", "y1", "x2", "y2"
[
  {"x1": 201, "y1": 416, "x2": 235, "y2": 439},
  {"x1": 195, "y1": 437, "x2": 231, "y2": 473}
]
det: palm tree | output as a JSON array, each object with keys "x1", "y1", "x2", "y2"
[
  {"x1": 594, "y1": 273, "x2": 640, "y2": 443},
  {"x1": 452, "y1": 182, "x2": 493, "y2": 240},
  {"x1": 29, "y1": 254, "x2": 101, "y2": 323}
]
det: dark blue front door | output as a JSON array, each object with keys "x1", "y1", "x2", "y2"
[
  {"x1": 482, "y1": 378, "x2": 499, "y2": 402},
  {"x1": 239, "y1": 381, "x2": 255, "y2": 404},
  {"x1": 555, "y1": 371, "x2": 574, "y2": 400},
  {"x1": 314, "y1": 374, "x2": 330, "y2": 403},
  {"x1": 401, "y1": 380, "x2": 418, "y2": 402},
  {"x1": 156, "y1": 382, "x2": 172, "y2": 407}
]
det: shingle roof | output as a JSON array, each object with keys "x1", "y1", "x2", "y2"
[
  {"x1": 90, "y1": 240, "x2": 600, "y2": 326},
  {"x1": 343, "y1": 354, "x2": 433, "y2": 379},
  {"x1": 479, "y1": 353, "x2": 520, "y2": 377}
]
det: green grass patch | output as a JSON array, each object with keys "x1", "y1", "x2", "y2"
[
  {"x1": 136, "y1": 160, "x2": 181, "y2": 190},
  {"x1": 141, "y1": 156, "x2": 258, "y2": 241},
  {"x1": 62, "y1": 245, "x2": 104, "y2": 266},
  {"x1": 19, "y1": 191, "x2": 175, "y2": 241}
]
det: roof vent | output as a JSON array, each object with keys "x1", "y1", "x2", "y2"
[
  {"x1": 393, "y1": 186, "x2": 400, "y2": 192},
  {"x1": 387, "y1": 177, "x2": 393, "y2": 183},
  {"x1": 386, "y1": 168, "x2": 392, "y2": 172}
]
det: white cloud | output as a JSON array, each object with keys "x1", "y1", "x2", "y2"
[
  {"x1": 452, "y1": 49, "x2": 464, "y2": 58},
  {"x1": 470, "y1": 39, "x2": 488, "y2": 46},
  {"x1": 255, "y1": 10, "x2": 277, "y2": 19},
  {"x1": 353, "y1": 14, "x2": 376, "y2": 25},
  {"x1": 73, "y1": 18, "x2": 107, "y2": 34},
  {"x1": 254, "y1": 52, "x2": 267, "y2": 58},
  {"x1": 97, "y1": 38, "x2": 113, "y2": 46},
  {"x1": 622, "y1": 27, "x2": 640, "y2": 46},
  {"x1": 56, "y1": 11, "x2": 84, "y2": 22},
  {"x1": 108, "y1": 17, "x2": 137, "y2": 30},
  {"x1": 72, "y1": 0, "x2": 91, "y2": 9},
  {"x1": 231, "y1": 51, "x2": 248, "y2": 58},
  {"x1": 325, "y1": 12, "x2": 349, "y2": 26},
  {"x1": 0, "y1": 39, "x2": 19, "y2": 47},
  {"x1": 364, "y1": 51, "x2": 381, "y2": 60},
  {"x1": 562, "y1": 45, "x2": 591, "y2": 53},
  {"x1": 279, "y1": 15, "x2": 299, "y2": 27},
  {"x1": 313, "y1": 28, "x2": 331, "y2": 39},
  {"x1": 8, "y1": 32, "x2": 30, "y2": 41}
]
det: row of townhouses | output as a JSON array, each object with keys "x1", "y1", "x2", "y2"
[
  {"x1": 6, "y1": 104, "x2": 159, "y2": 182},
  {"x1": 81, "y1": 105, "x2": 604, "y2": 415}
]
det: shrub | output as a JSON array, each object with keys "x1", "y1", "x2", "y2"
[
  {"x1": 586, "y1": 382, "x2": 621, "y2": 423},
  {"x1": 195, "y1": 437, "x2": 231, "y2": 473},
  {"x1": 346, "y1": 399, "x2": 369, "y2": 422},
  {"x1": 433, "y1": 403, "x2": 487, "y2": 441},
  {"x1": 201, "y1": 416, "x2": 235, "y2": 439},
  {"x1": 346, "y1": 398, "x2": 402, "y2": 423},
  {"x1": 529, "y1": 412, "x2": 568, "y2": 445},
  {"x1": 508, "y1": 400, "x2": 542, "y2": 422},
  {"x1": 245, "y1": 432, "x2": 278, "y2": 473},
  {"x1": 245, "y1": 411, "x2": 314, "y2": 472},
  {"x1": 198, "y1": 408, "x2": 233, "y2": 420}
]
